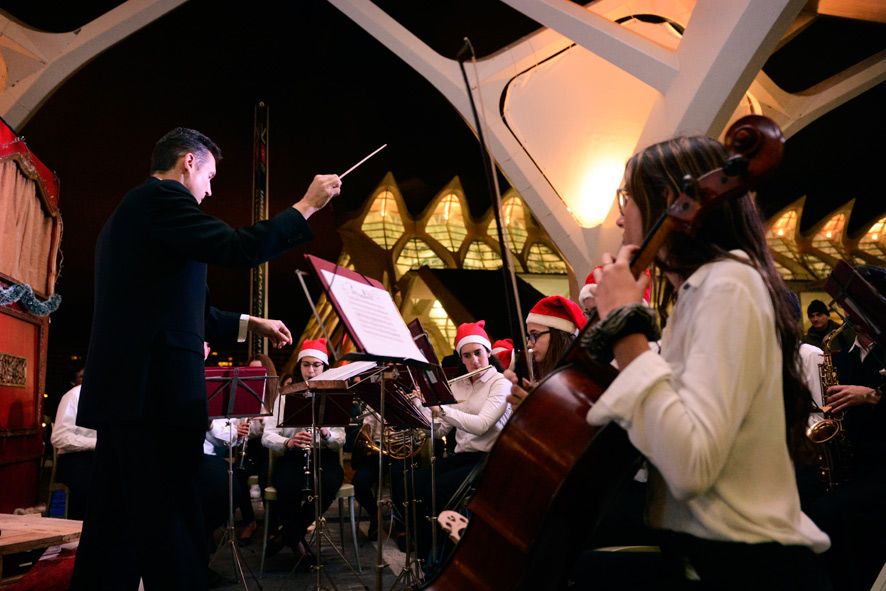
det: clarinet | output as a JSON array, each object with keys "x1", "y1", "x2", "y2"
[
  {"x1": 301, "y1": 428, "x2": 314, "y2": 499},
  {"x1": 237, "y1": 418, "x2": 251, "y2": 470}
]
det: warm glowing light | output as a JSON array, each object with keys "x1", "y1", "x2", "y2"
[
  {"x1": 873, "y1": 234, "x2": 879, "y2": 241},
  {"x1": 825, "y1": 231, "x2": 833, "y2": 239},
  {"x1": 573, "y1": 157, "x2": 626, "y2": 227},
  {"x1": 41, "y1": 422, "x2": 47, "y2": 428},
  {"x1": 443, "y1": 200, "x2": 451, "y2": 222},
  {"x1": 777, "y1": 229, "x2": 784, "y2": 237},
  {"x1": 380, "y1": 199, "x2": 387, "y2": 218},
  {"x1": 43, "y1": 393, "x2": 48, "y2": 398}
]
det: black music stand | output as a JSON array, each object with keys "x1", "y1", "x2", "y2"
[
  {"x1": 206, "y1": 366, "x2": 274, "y2": 591},
  {"x1": 825, "y1": 260, "x2": 886, "y2": 350},
  {"x1": 304, "y1": 256, "x2": 457, "y2": 591},
  {"x1": 281, "y1": 373, "x2": 372, "y2": 591},
  {"x1": 343, "y1": 352, "x2": 459, "y2": 589}
]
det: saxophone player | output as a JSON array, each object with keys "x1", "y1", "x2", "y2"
[{"x1": 803, "y1": 313, "x2": 886, "y2": 591}]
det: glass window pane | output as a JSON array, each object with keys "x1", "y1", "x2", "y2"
[
  {"x1": 526, "y1": 243, "x2": 567, "y2": 274},
  {"x1": 487, "y1": 195, "x2": 528, "y2": 253},
  {"x1": 463, "y1": 241, "x2": 503, "y2": 270},
  {"x1": 396, "y1": 238, "x2": 445, "y2": 277},
  {"x1": 361, "y1": 189, "x2": 404, "y2": 250},
  {"x1": 426, "y1": 193, "x2": 467, "y2": 252}
]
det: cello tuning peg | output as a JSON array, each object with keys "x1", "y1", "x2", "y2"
[{"x1": 722, "y1": 155, "x2": 749, "y2": 177}]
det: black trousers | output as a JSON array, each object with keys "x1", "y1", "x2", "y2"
[
  {"x1": 55, "y1": 450, "x2": 95, "y2": 520},
  {"x1": 571, "y1": 531, "x2": 832, "y2": 591},
  {"x1": 232, "y1": 437, "x2": 266, "y2": 524},
  {"x1": 71, "y1": 425, "x2": 207, "y2": 591},
  {"x1": 272, "y1": 448, "x2": 344, "y2": 548},
  {"x1": 196, "y1": 453, "x2": 239, "y2": 552},
  {"x1": 352, "y1": 456, "x2": 383, "y2": 527},
  {"x1": 802, "y1": 466, "x2": 886, "y2": 591},
  {"x1": 413, "y1": 451, "x2": 486, "y2": 562}
]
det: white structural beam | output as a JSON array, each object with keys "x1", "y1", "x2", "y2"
[
  {"x1": 751, "y1": 50, "x2": 886, "y2": 139},
  {"x1": 499, "y1": 0, "x2": 679, "y2": 92},
  {"x1": 637, "y1": 0, "x2": 806, "y2": 146},
  {"x1": 0, "y1": 0, "x2": 186, "y2": 129},
  {"x1": 329, "y1": 0, "x2": 869, "y2": 293}
]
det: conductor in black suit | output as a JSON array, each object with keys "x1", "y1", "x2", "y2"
[{"x1": 72, "y1": 127, "x2": 341, "y2": 590}]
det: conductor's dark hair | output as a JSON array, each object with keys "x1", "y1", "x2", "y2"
[{"x1": 150, "y1": 127, "x2": 222, "y2": 173}]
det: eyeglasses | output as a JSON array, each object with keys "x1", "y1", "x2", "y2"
[
  {"x1": 300, "y1": 361, "x2": 324, "y2": 369},
  {"x1": 527, "y1": 330, "x2": 550, "y2": 344},
  {"x1": 616, "y1": 187, "x2": 630, "y2": 215}
]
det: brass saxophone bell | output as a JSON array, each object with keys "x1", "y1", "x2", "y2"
[{"x1": 806, "y1": 414, "x2": 841, "y2": 444}]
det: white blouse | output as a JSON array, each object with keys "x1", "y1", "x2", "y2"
[
  {"x1": 587, "y1": 253, "x2": 830, "y2": 552},
  {"x1": 432, "y1": 366, "x2": 511, "y2": 454},
  {"x1": 51, "y1": 385, "x2": 97, "y2": 454}
]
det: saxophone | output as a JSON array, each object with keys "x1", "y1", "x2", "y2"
[
  {"x1": 807, "y1": 323, "x2": 847, "y2": 443},
  {"x1": 807, "y1": 322, "x2": 852, "y2": 492}
]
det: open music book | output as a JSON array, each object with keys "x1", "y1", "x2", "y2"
[
  {"x1": 308, "y1": 360, "x2": 378, "y2": 383},
  {"x1": 307, "y1": 255, "x2": 427, "y2": 363},
  {"x1": 304, "y1": 255, "x2": 457, "y2": 410}
]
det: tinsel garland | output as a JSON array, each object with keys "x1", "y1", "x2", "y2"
[{"x1": 0, "y1": 282, "x2": 61, "y2": 316}]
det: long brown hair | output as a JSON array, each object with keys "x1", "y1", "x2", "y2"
[
  {"x1": 535, "y1": 328, "x2": 575, "y2": 379},
  {"x1": 625, "y1": 135, "x2": 811, "y2": 460}
]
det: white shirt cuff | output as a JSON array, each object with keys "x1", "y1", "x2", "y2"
[{"x1": 238, "y1": 314, "x2": 249, "y2": 342}]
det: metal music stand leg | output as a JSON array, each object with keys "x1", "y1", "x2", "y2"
[
  {"x1": 214, "y1": 420, "x2": 263, "y2": 591},
  {"x1": 375, "y1": 374, "x2": 387, "y2": 591},
  {"x1": 298, "y1": 391, "x2": 367, "y2": 591},
  {"x1": 428, "y1": 418, "x2": 439, "y2": 569},
  {"x1": 389, "y1": 438, "x2": 424, "y2": 590}
]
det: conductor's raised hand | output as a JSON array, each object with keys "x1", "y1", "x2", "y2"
[
  {"x1": 293, "y1": 174, "x2": 342, "y2": 219},
  {"x1": 247, "y1": 316, "x2": 293, "y2": 349}
]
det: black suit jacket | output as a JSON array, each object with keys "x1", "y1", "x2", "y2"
[{"x1": 78, "y1": 177, "x2": 312, "y2": 429}]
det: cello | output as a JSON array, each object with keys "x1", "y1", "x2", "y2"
[{"x1": 423, "y1": 115, "x2": 786, "y2": 590}]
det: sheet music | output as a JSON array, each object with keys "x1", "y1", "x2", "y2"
[
  {"x1": 308, "y1": 360, "x2": 378, "y2": 382},
  {"x1": 320, "y1": 269, "x2": 428, "y2": 363}
]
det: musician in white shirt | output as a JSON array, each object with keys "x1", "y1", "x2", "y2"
[
  {"x1": 584, "y1": 134, "x2": 830, "y2": 589},
  {"x1": 412, "y1": 320, "x2": 510, "y2": 566},
  {"x1": 51, "y1": 383, "x2": 96, "y2": 519},
  {"x1": 260, "y1": 339, "x2": 345, "y2": 562}
]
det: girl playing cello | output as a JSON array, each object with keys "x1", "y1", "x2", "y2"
[{"x1": 583, "y1": 134, "x2": 831, "y2": 589}]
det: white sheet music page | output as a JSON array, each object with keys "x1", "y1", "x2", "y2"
[
  {"x1": 308, "y1": 361, "x2": 378, "y2": 383},
  {"x1": 320, "y1": 269, "x2": 428, "y2": 363}
]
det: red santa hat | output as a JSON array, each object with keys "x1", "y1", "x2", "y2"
[
  {"x1": 579, "y1": 267, "x2": 603, "y2": 306},
  {"x1": 454, "y1": 320, "x2": 492, "y2": 354},
  {"x1": 491, "y1": 338, "x2": 514, "y2": 370},
  {"x1": 526, "y1": 295, "x2": 586, "y2": 335},
  {"x1": 579, "y1": 267, "x2": 652, "y2": 306},
  {"x1": 297, "y1": 338, "x2": 328, "y2": 365}
]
